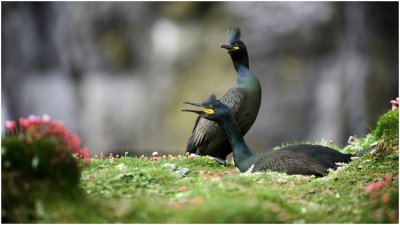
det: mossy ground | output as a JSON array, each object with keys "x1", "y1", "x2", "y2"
[{"x1": 3, "y1": 110, "x2": 399, "y2": 223}]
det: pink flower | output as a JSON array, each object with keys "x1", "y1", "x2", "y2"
[
  {"x1": 365, "y1": 175, "x2": 393, "y2": 194},
  {"x1": 8, "y1": 114, "x2": 91, "y2": 162},
  {"x1": 365, "y1": 183, "x2": 375, "y2": 193},
  {"x1": 390, "y1": 97, "x2": 399, "y2": 110},
  {"x1": 382, "y1": 193, "x2": 391, "y2": 204},
  {"x1": 79, "y1": 147, "x2": 90, "y2": 161},
  {"x1": 384, "y1": 175, "x2": 392, "y2": 185},
  {"x1": 19, "y1": 117, "x2": 30, "y2": 128},
  {"x1": 42, "y1": 114, "x2": 51, "y2": 123},
  {"x1": 5, "y1": 120, "x2": 16, "y2": 131},
  {"x1": 27, "y1": 115, "x2": 41, "y2": 123}
]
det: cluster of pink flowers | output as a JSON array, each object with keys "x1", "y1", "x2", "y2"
[
  {"x1": 5, "y1": 114, "x2": 90, "y2": 161},
  {"x1": 390, "y1": 97, "x2": 399, "y2": 110}
]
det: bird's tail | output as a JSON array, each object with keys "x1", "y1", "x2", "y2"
[{"x1": 352, "y1": 144, "x2": 377, "y2": 157}]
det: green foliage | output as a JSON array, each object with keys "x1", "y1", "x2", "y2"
[
  {"x1": 1, "y1": 136, "x2": 82, "y2": 223},
  {"x1": 373, "y1": 109, "x2": 399, "y2": 146},
  {"x1": 2, "y1": 137, "x2": 81, "y2": 185}
]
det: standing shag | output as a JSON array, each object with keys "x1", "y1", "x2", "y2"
[
  {"x1": 185, "y1": 27, "x2": 261, "y2": 164},
  {"x1": 182, "y1": 95, "x2": 375, "y2": 176}
]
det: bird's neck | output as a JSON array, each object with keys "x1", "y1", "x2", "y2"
[
  {"x1": 218, "y1": 114, "x2": 258, "y2": 172},
  {"x1": 230, "y1": 53, "x2": 259, "y2": 89},
  {"x1": 231, "y1": 53, "x2": 249, "y2": 71}
]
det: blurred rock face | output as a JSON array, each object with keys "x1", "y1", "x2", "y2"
[{"x1": 2, "y1": 2, "x2": 398, "y2": 155}]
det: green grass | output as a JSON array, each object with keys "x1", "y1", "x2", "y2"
[
  {"x1": 2, "y1": 110, "x2": 399, "y2": 223},
  {"x1": 30, "y1": 137, "x2": 398, "y2": 223}
]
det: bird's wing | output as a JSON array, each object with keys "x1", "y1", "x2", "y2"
[
  {"x1": 187, "y1": 87, "x2": 247, "y2": 155},
  {"x1": 219, "y1": 87, "x2": 247, "y2": 118},
  {"x1": 256, "y1": 151, "x2": 328, "y2": 176}
]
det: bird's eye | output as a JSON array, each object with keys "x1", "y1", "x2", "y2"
[{"x1": 209, "y1": 104, "x2": 213, "y2": 109}]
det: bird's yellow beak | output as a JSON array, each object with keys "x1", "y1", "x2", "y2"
[
  {"x1": 231, "y1": 46, "x2": 240, "y2": 51},
  {"x1": 181, "y1": 101, "x2": 214, "y2": 116},
  {"x1": 221, "y1": 44, "x2": 240, "y2": 52}
]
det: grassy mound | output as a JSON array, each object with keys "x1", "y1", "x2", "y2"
[
  {"x1": 2, "y1": 110, "x2": 398, "y2": 223},
  {"x1": 373, "y1": 109, "x2": 399, "y2": 147}
]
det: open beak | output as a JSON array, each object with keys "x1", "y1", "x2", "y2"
[
  {"x1": 220, "y1": 44, "x2": 239, "y2": 52},
  {"x1": 181, "y1": 101, "x2": 214, "y2": 116}
]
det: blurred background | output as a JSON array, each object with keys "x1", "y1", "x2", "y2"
[{"x1": 2, "y1": 2, "x2": 398, "y2": 156}]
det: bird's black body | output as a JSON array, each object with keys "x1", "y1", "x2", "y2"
[
  {"x1": 252, "y1": 144, "x2": 352, "y2": 176},
  {"x1": 186, "y1": 27, "x2": 261, "y2": 162},
  {"x1": 182, "y1": 96, "x2": 375, "y2": 176}
]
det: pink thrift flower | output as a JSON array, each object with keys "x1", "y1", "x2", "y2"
[
  {"x1": 382, "y1": 193, "x2": 391, "y2": 204},
  {"x1": 390, "y1": 97, "x2": 399, "y2": 110},
  {"x1": 27, "y1": 115, "x2": 40, "y2": 122},
  {"x1": 384, "y1": 175, "x2": 392, "y2": 185},
  {"x1": 42, "y1": 114, "x2": 51, "y2": 123},
  {"x1": 365, "y1": 183, "x2": 375, "y2": 193},
  {"x1": 5, "y1": 120, "x2": 16, "y2": 131},
  {"x1": 365, "y1": 176, "x2": 392, "y2": 194},
  {"x1": 390, "y1": 100, "x2": 398, "y2": 110},
  {"x1": 12, "y1": 115, "x2": 91, "y2": 161},
  {"x1": 19, "y1": 118, "x2": 30, "y2": 128},
  {"x1": 374, "y1": 181, "x2": 384, "y2": 190}
]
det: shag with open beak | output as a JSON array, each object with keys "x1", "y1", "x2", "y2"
[{"x1": 181, "y1": 94, "x2": 216, "y2": 117}]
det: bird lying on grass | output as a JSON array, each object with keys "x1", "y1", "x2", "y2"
[
  {"x1": 185, "y1": 27, "x2": 261, "y2": 165},
  {"x1": 182, "y1": 95, "x2": 375, "y2": 176}
]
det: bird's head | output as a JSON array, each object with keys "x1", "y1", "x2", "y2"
[
  {"x1": 181, "y1": 94, "x2": 232, "y2": 123},
  {"x1": 221, "y1": 27, "x2": 247, "y2": 55},
  {"x1": 220, "y1": 27, "x2": 249, "y2": 68}
]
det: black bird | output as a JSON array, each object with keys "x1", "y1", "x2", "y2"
[
  {"x1": 182, "y1": 95, "x2": 375, "y2": 176},
  {"x1": 185, "y1": 27, "x2": 261, "y2": 164}
]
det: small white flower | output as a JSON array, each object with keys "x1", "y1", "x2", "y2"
[{"x1": 116, "y1": 163, "x2": 126, "y2": 170}]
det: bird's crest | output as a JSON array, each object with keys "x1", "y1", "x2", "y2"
[
  {"x1": 209, "y1": 93, "x2": 217, "y2": 100},
  {"x1": 227, "y1": 27, "x2": 241, "y2": 44}
]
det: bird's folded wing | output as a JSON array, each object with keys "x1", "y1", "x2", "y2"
[{"x1": 190, "y1": 87, "x2": 248, "y2": 153}]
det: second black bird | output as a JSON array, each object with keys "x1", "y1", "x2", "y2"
[{"x1": 182, "y1": 95, "x2": 375, "y2": 176}]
